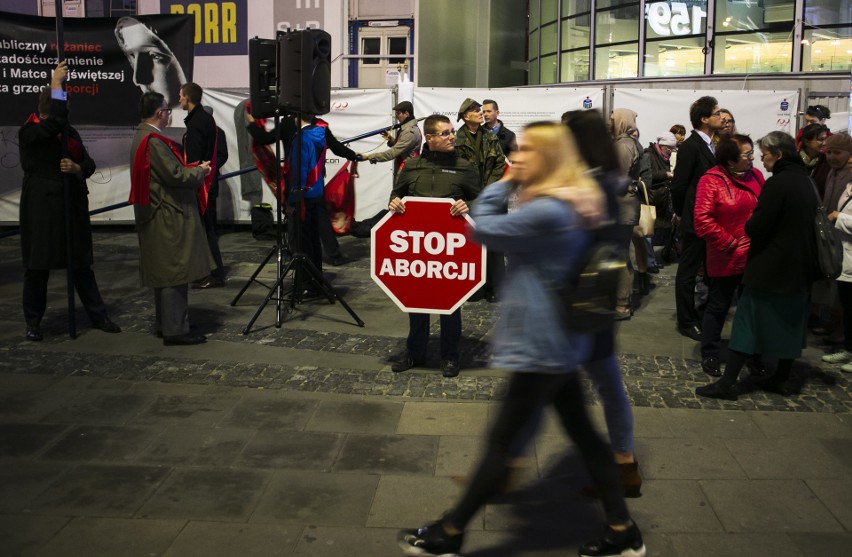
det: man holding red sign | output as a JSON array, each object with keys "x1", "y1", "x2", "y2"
[{"x1": 387, "y1": 114, "x2": 480, "y2": 377}]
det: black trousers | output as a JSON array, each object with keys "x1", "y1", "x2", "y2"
[
  {"x1": 701, "y1": 274, "x2": 743, "y2": 359},
  {"x1": 675, "y1": 232, "x2": 706, "y2": 327},
  {"x1": 836, "y1": 281, "x2": 852, "y2": 352},
  {"x1": 407, "y1": 310, "x2": 461, "y2": 362},
  {"x1": 23, "y1": 267, "x2": 108, "y2": 327},
  {"x1": 201, "y1": 187, "x2": 225, "y2": 279},
  {"x1": 288, "y1": 197, "x2": 325, "y2": 287},
  {"x1": 445, "y1": 372, "x2": 630, "y2": 530},
  {"x1": 484, "y1": 250, "x2": 505, "y2": 296}
]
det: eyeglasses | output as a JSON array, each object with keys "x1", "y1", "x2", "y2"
[
  {"x1": 158, "y1": 108, "x2": 172, "y2": 115},
  {"x1": 741, "y1": 150, "x2": 754, "y2": 159},
  {"x1": 429, "y1": 129, "x2": 455, "y2": 138},
  {"x1": 712, "y1": 110, "x2": 722, "y2": 116}
]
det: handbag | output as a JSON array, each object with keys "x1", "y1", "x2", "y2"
[
  {"x1": 810, "y1": 178, "x2": 844, "y2": 280},
  {"x1": 636, "y1": 179, "x2": 656, "y2": 237}
]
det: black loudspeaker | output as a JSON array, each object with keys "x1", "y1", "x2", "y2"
[
  {"x1": 248, "y1": 37, "x2": 278, "y2": 119},
  {"x1": 278, "y1": 29, "x2": 331, "y2": 115}
]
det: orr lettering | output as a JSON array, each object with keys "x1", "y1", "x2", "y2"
[{"x1": 169, "y1": 2, "x2": 237, "y2": 45}]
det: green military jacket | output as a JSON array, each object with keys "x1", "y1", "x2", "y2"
[
  {"x1": 454, "y1": 125, "x2": 507, "y2": 189},
  {"x1": 390, "y1": 149, "x2": 481, "y2": 202}
]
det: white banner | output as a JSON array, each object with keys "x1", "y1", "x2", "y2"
[
  {"x1": 413, "y1": 87, "x2": 606, "y2": 138},
  {"x1": 613, "y1": 88, "x2": 799, "y2": 175}
]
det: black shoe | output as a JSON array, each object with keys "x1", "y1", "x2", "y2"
[
  {"x1": 162, "y1": 333, "x2": 206, "y2": 346},
  {"x1": 758, "y1": 377, "x2": 802, "y2": 397},
  {"x1": 637, "y1": 272, "x2": 650, "y2": 296},
  {"x1": 647, "y1": 266, "x2": 660, "y2": 274},
  {"x1": 92, "y1": 318, "x2": 121, "y2": 334},
  {"x1": 578, "y1": 522, "x2": 645, "y2": 557},
  {"x1": 192, "y1": 275, "x2": 225, "y2": 289},
  {"x1": 745, "y1": 357, "x2": 768, "y2": 377},
  {"x1": 677, "y1": 324, "x2": 702, "y2": 341},
  {"x1": 695, "y1": 380, "x2": 738, "y2": 401},
  {"x1": 391, "y1": 354, "x2": 423, "y2": 373},
  {"x1": 441, "y1": 359, "x2": 460, "y2": 378},
  {"x1": 26, "y1": 325, "x2": 43, "y2": 342},
  {"x1": 398, "y1": 521, "x2": 463, "y2": 557},
  {"x1": 701, "y1": 356, "x2": 721, "y2": 377}
]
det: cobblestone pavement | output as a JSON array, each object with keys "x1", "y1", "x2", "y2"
[{"x1": 1, "y1": 229, "x2": 850, "y2": 413}]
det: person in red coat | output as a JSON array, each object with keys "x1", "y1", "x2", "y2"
[{"x1": 693, "y1": 135, "x2": 764, "y2": 377}]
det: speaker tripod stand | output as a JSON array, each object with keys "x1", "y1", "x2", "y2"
[{"x1": 230, "y1": 111, "x2": 364, "y2": 334}]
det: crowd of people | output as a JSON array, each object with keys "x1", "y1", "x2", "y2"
[{"x1": 18, "y1": 61, "x2": 852, "y2": 556}]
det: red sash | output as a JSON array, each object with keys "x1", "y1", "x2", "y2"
[
  {"x1": 129, "y1": 132, "x2": 203, "y2": 206},
  {"x1": 26, "y1": 113, "x2": 86, "y2": 163},
  {"x1": 246, "y1": 105, "x2": 288, "y2": 203}
]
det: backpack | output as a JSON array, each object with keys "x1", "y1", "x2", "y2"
[
  {"x1": 811, "y1": 180, "x2": 845, "y2": 280},
  {"x1": 551, "y1": 221, "x2": 625, "y2": 333}
]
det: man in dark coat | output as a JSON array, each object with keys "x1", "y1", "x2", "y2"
[
  {"x1": 670, "y1": 95, "x2": 724, "y2": 341},
  {"x1": 482, "y1": 99, "x2": 517, "y2": 156},
  {"x1": 387, "y1": 114, "x2": 480, "y2": 378},
  {"x1": 180, "y1": 82, "x2": 225, "y2": 288},
  {"x1": 18, "y1": 61, "x2": 120, "y2": 341}
]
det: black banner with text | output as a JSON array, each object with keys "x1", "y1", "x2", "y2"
[{"x1": 0, "y1": 12, "x2": 194, "y2": 126}]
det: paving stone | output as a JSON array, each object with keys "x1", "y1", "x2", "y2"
[
  {"x1": 0, "y1": 459, "x2": 68, "y2": 513},
  {"x1": 699, "y1": 479, "x2": 844, "y2": 532},
  {"x1": 251, "y1": 470, "x2": 379, "y2": 526},
  {"x1": 636, "y1": 437, "x2": 747, "y2": 480},
  {"x1": 667, "y1": 532, "x2": 805, "y2": 557},
  {"x1": 628, "y1": 480, "x2": 724, "y2": 533},
  {"x1": 291, "y1": 525, "x2": 402, "y2": 557},
  {"x1": 749, "y1": 411, "x2": 851, "y2": 438},
  {"x1": 138, "y1": 467, "x2": 270, "y2": 521},
  {"x1": 788, "y1": 532, "x2": 852, "y2": 556},
  {"x1": 660, "y1": 408, "x2": 764, "y2": 438},
  {"x1": 367, "y1": 475, "x2": 472, "y2": 529},
  {"x1": 137, "y1": 425, "x2": 251, "y2": 466},
  {"x1": 396, "y1": 401, "x2": 490, "y2": 435},
  {"x1": 31, "y1": 463, "x2": 170, "y2": 517},
  {"x1": 163, "y1": 521, "x2": 301, "y2": 557},
  {"x1": 219, "y1": 395, "x2": 319, "y2": 430},
  {"x1": 129, "y1": 393, "x2": 242, "y2": 426},
  {"x1": 804, "y1": 479, "x2": 852, "y2": 530},
  {"x1": 42, "y1": 424, "x2": 160, "y2": 462},
  {"x1": 0, "y1": 423, "x2": 68, "y2": 457},
  {"x1": 33, "y1": 516, "x2": 185, "y2": 557},
  {"x1": 333, "y1": 433, "x2": 439, "y2": 475},
  {"x1": 39, "y1": 393, "x2": 155, "y2": 425},
  {"x1": 237, "y1": 430, "x2": 343, "y2": 470},
  {"x1": 725, "y1": 437, "x2": 851, "y2": 479},
  {"x1": 435, "y1": 435, "x2": 485, "y2": 478},
  {"x1": 0, "y1": 514, "x2": 70, "y2": 557},
  {"x1": 305, "y1": 399, "x2": 404, "y2": 434}
]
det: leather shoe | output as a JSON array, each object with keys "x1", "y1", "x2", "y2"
[
  {"x1": 391, "y1": 354, "x2": 423, "y2": 373},
  {"x1": 701, "y1": 356, "x2": 721, "y2": 377},
  {"x1": 758, "y1": 377, "x2": 801, "y2": 397},
  {"x1": 678, "y1": 324, "x2": 702, "y2": 341},
  {"x1": 26, "y1": 325, "x2": 43, "y2": 341},
  {"x1": 695, "y1": 380, "x2": 738, "y2": 401},
  {"x1": 441, "y1": 359, "x2": 460, "y2": 378},
  {"x1": 192, "y1": 275, "x2": 225, "y2": 289},
  {"x1": 92, "y1": 318, "x2": 121, "y2": 334},
  {"x1": 162, "y1": 333, "x2": 206, "y2": 346}
]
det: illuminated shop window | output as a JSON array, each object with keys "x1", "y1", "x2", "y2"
[
  {"x1": 561, "y1": 49, "x2": 591, "y2": 81},
  {"x1": 801, "y1": 27, "x2": 852, "y2": 71},
  {"x1": 713, "y1": 31, "x2": 793, "y2": 74}
]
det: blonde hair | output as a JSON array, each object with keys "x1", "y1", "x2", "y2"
[{"x1": 518, "y1": 122, "x2": 598, "y2": 202}]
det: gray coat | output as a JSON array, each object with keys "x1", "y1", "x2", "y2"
[{"x1": 130, "y1": 123, "x2": 212, "y2": 287}]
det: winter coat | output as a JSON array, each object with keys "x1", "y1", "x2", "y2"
[
  {"x1": 823, "y1": 164, "x2": 852, "y2": 217},
  {"x1": 366, "y1": 116, "x2": 422, "y2": 164},
  {"x1": 289, "y1": 123, "x2": 327, "y2": 201},
  {"x1": 743, "y1": 158, "x2": 817, "y2": 294},
  {"x1": 130, "y1": 123, "x2": 212, "y2": 288},
  {"x1": 454, "y1": 125, "x2": 506, "y2": 189},
  {"x1": 833, "y1": 182, "x2": 852, "y2": 282},
  {"x1": 391, "y1": 149, "x2": 480, "y2": 201},
  {"x1": 694, "y1": 166, "x2": 764, "y2": 277},
  {"x1": 486, "y1": 119, "x2": 517, "y2": 156},
  {"x1": 18, "y1": 98, "x2": 96, "y2": 270},
  {"x1": 611, "y1": 109, "x2": 642, "y2": 226},
  {"x1": 470, "y1": 180, "x2": 592, "y2": 373}
]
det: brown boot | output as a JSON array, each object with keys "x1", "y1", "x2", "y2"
[{"x1": 582, "y1": 460, "x2": 642, "y2": 498}]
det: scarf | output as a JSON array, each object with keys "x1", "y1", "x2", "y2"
[{"x1": 129, "y1": 131, "x2": 206, "y2": 207}]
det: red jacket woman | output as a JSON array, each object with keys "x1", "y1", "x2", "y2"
[{"x1": 694, "y1": 156, "x2": 764, "y2": 277}]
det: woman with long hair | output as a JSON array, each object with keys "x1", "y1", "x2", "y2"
[{"x1": 398, "y1": 122, "x2": 645, "y2": 557}]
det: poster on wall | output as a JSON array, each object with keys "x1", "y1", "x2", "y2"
[{"x1": 0, "y1": 11, "x2": 194, "y2": 125}]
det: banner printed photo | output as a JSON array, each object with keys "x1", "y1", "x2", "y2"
[{"x1": 0, "y1": 11, "x2": 194, "y2": 126}]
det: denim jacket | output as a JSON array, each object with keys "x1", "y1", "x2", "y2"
[{"x1": 470, "y1": 180, "x2": 593, "y2": 373}]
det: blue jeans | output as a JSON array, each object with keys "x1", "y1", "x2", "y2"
[{"x1": 645, "y1": 236, "x2": 657, "y2": 270}]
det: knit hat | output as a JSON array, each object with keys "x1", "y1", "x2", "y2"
[
  {"x1": 825, "y1": 133, "x2": 852, "y2": 153},
  {"x1": 657, "y1": 132, "x2": 678, "y2": 147},
  {"x1": 457, "y1": 98, "x2": 481, "y2": 121}
]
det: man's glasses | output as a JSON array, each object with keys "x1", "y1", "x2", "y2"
[
  {"x1": 429, "y1": 129, "x2": 455, "y2": 138},
  {"x1": 158, "y1": 108, "x2": 172, "y2": 115}
]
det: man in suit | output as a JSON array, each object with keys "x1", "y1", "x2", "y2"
[{"x1": 670, "y1": 96, "x2": 724, "y2": 342}]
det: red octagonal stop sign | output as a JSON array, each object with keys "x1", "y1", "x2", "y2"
[{"x1": 371, "y1": 197, "x2": 486, "y2": 314}]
